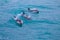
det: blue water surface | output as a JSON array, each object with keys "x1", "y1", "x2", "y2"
[{"x1": 0, "y1": 0, "x2": 60, "y2": 40}]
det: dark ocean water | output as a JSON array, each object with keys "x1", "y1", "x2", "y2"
[{"x1": 0, "y1": 0, "x2": 60, "y2": 40}]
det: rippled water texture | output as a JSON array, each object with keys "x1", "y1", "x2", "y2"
[{"x1": 0, "y1": 0, "x2": 60, "y2": 40}]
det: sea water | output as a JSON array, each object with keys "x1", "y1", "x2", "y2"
[{"x1": 0, "y1": 0, "x2": 60, "y2": 40}]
